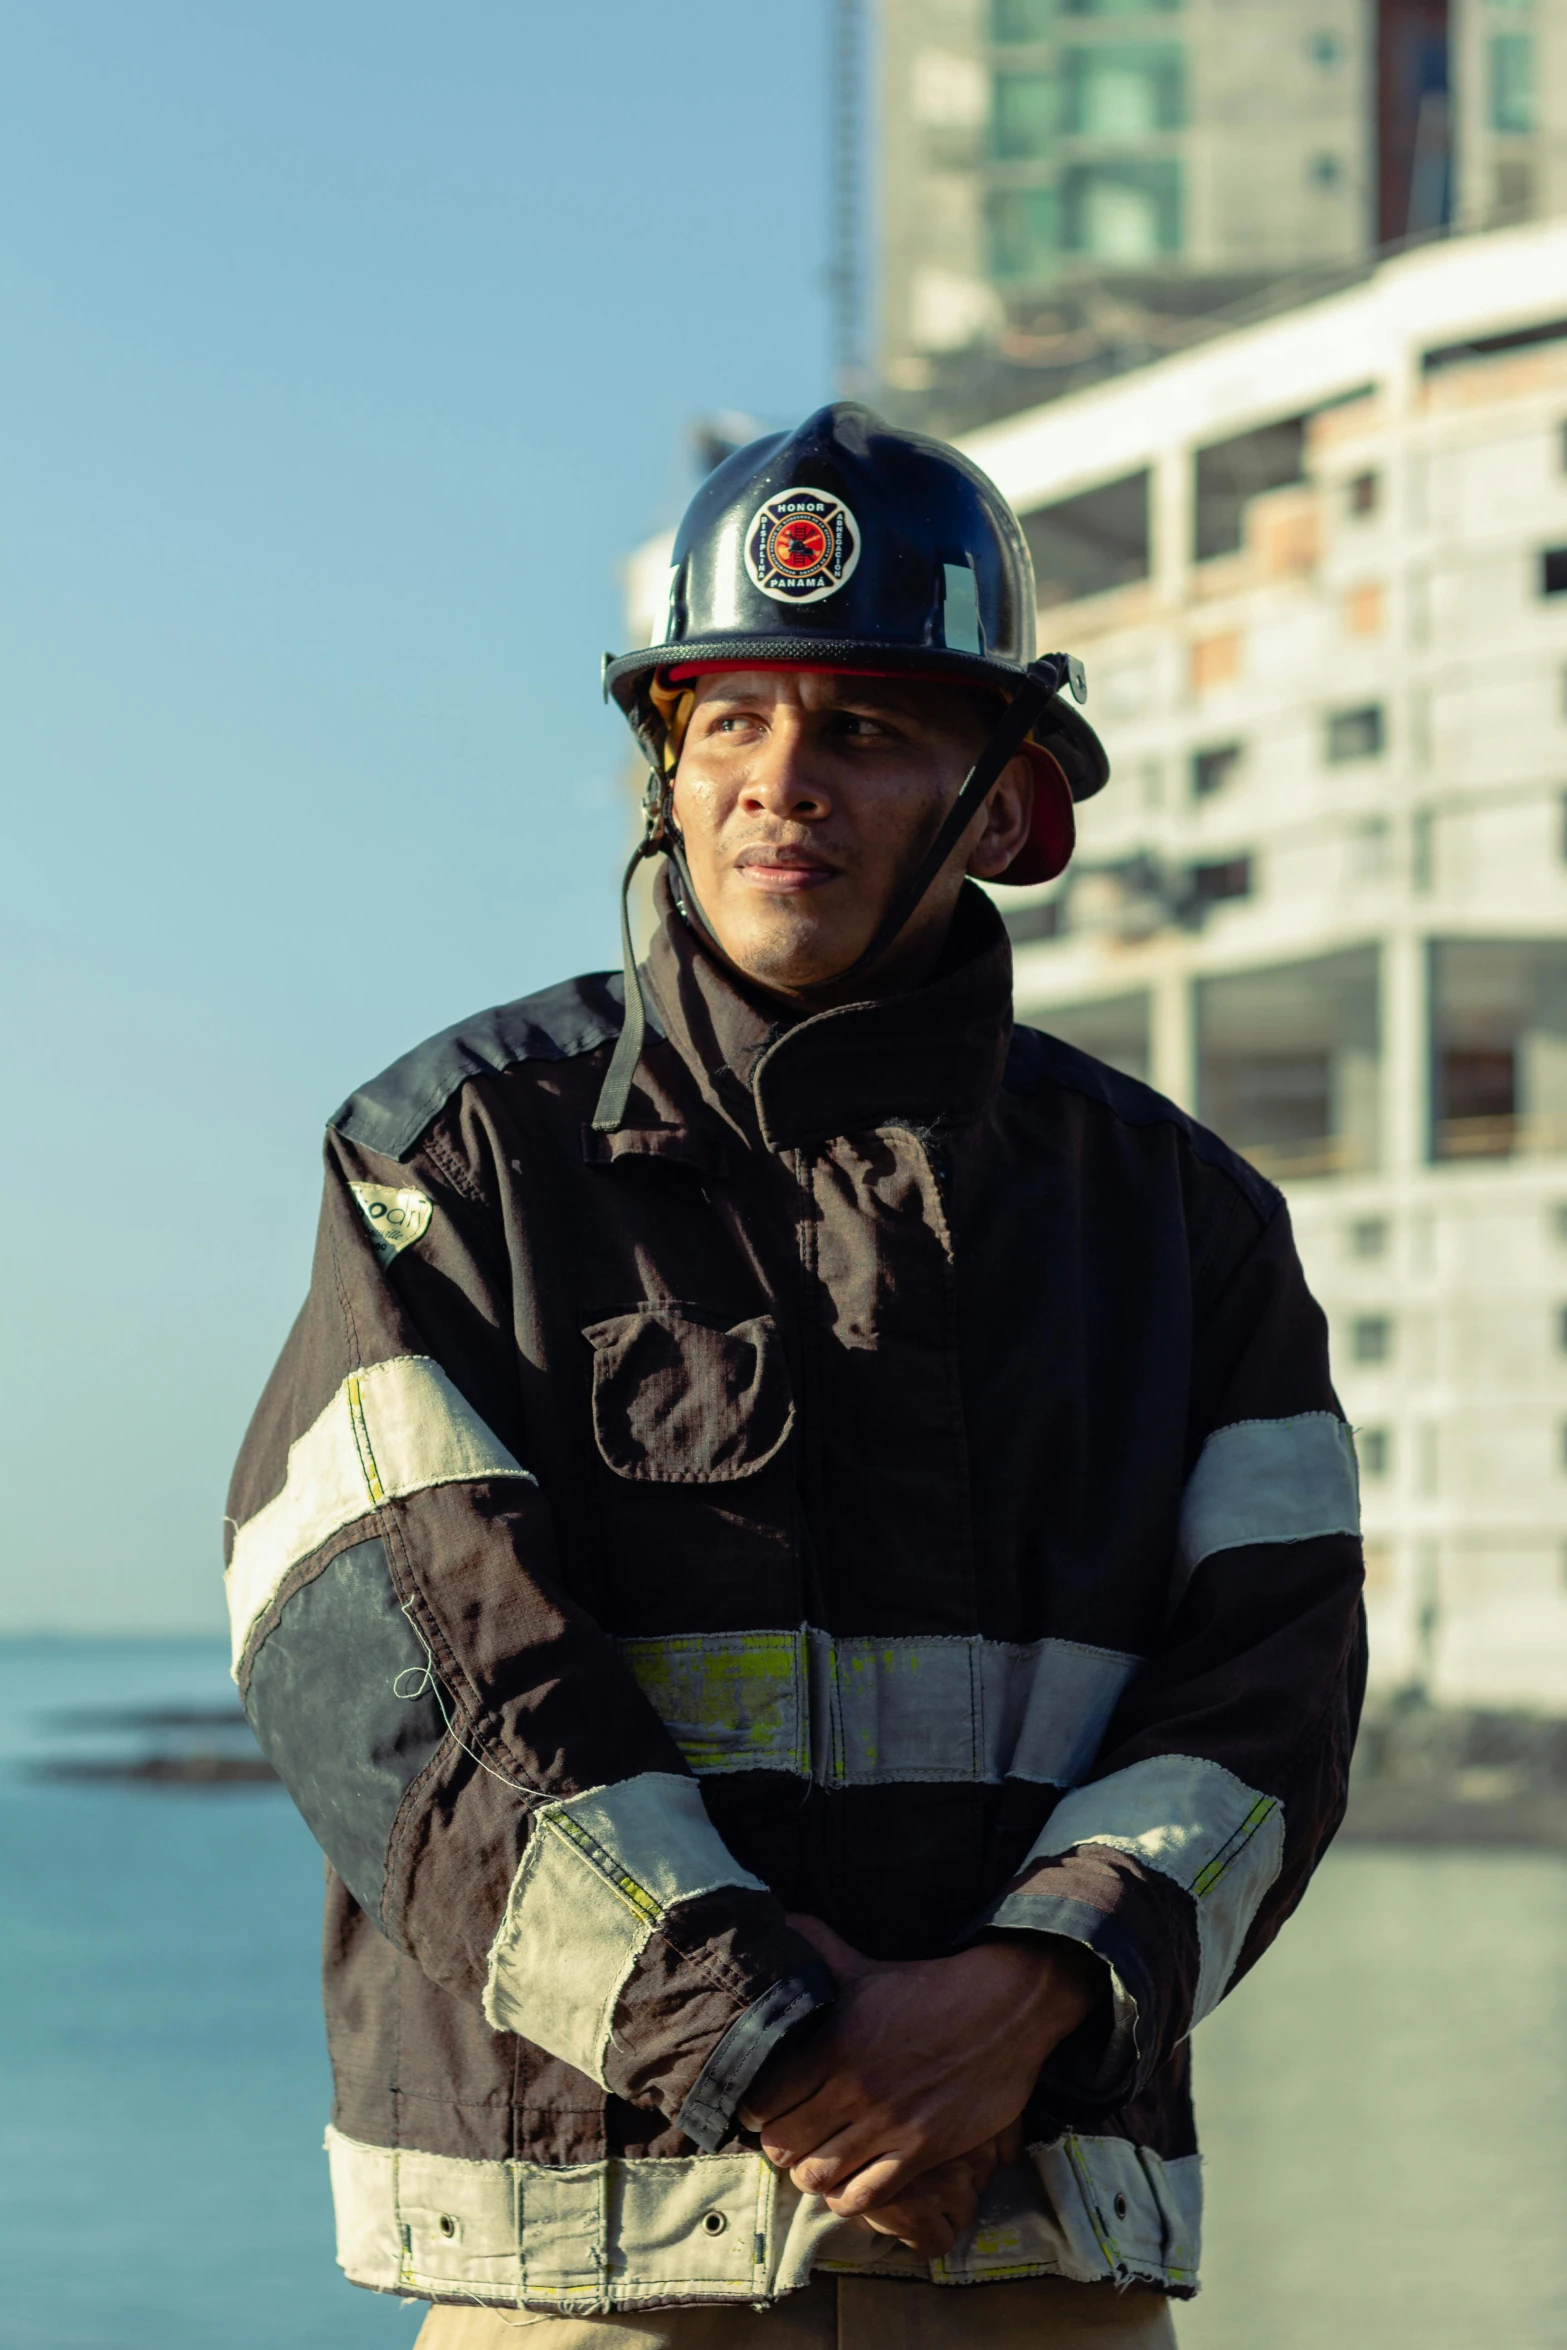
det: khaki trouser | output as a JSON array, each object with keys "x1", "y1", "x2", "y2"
[{"x1": 414, "y1": 2274, "x2": 1178, "y2": 2348}]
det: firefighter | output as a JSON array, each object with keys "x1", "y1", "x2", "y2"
[{"x1": 225, "y1": 404, "x2": 1364, "y2": 2347}]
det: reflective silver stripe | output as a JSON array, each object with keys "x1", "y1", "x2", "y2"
[
  {"x1": 618, "y1": 1628, "x2": 1140, "y2": 1790},
  {"x1": 324, "y1": 2124, "x2": 1202, "y2": 2304},
  {"x1": 224, "y1": 1355, "x2": 535, "y2": 1671},
  {"x1": 1174, "y1": 1412, "x2": 1360, "y2": 1604},
  {"x1": 1015, "y1": 1753, "x2": 1285, "y2": 2022},
  {"x1": 481, "y1": 1775, "x2": 767, "y2": 2083}
]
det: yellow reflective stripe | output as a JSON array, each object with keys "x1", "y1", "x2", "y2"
[
  {"x1": 325, "y1": 2125, "x2": 1202, "y2": 2302},
  {"x1": 345, "y1": 1375, "x2": 386, "y2": 1504},
  {"x1": 545, "y1": 1809, "x2": 663, "y2": 1929},
  {"x1": 482, "y1": 1775, "x2": 767, "y2": 2080},
  {"x1": 617, "y1": 1631, "x2": 806, "y2": 1778},
  {"x1": 619, "y1": 1627, "x2": 1139, "y2": 1790},
  {"x1": 225, "y1": 1355, "x2": 534, "y2": 1670},
  {"x1": 1019, "y1": 1755, "x2": 1287, "y2": 2020},
  {"x1": 1191, "y1": 1797, "x2": 1278, "y2": 1897}
]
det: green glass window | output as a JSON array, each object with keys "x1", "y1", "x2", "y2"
[
  {"x1": 993, "y1": 69, "x2": 1061, "y2": 159},
  {"x1": 1062, "y1": 159, "x2": 1182, "y2": 258},
  {"x1": 1060, "y1": 0, "x2": 1179, "y2": 14},
  {"x1": 1491, "y1": 33, "x2": 1535, "y2": 132},
  {"x1": 992, "y1": 0, "x2": 1055, "y2": 39},
  {"x1": 987, "y1": 185, "x2": 1063, "y2": 281},
  {"x1": 1065, "y1": 43, "x2": 1184, "y2": 135}
]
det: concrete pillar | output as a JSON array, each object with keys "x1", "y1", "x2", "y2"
[
  {"x1": 1151, "y1": 961, "x2": 1197, "y2": 1112},
  {"x1": 1151, "y1": 441, "x2": 1192, "y2": 612}
]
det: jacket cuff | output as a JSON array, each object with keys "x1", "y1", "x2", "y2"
[
  {"x1": 675, "y1": 1962, "x2": 836, "y2": 2152},
  {"x1": 965, "y1": 1890, "x2": 1153, "y2": 2115}
]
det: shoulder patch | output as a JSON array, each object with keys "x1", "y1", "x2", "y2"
[
  {"x1": 1003, "y1": 1023, "x2": 1280, "y2": 1224},
  {"x1": 348, "y1": 1183, "x2": 432, "y2": 1264},
  {"x1": 332, "y1": 970, "x2": 658, "y2": 1161}
]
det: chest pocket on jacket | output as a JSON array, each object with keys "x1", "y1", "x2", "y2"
[{"x1": 582, "y1": 1305, "x2": 795, "y2": 1484}]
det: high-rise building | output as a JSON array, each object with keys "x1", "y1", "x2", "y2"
[
  {"x1": 956, "y1": 218, "x2": 1567, "y2": 1709},
  {"x1": 876, "y1": 0, "x2": 1566, "y2": 433}
]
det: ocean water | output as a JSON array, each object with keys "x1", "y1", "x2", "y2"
[
  {"x1": 4, "y1": 1640, "x2": 1566, "y2": 2348},
  {"x1": 0, "y1": 1640, "x2": 421, "y2": 2350}
]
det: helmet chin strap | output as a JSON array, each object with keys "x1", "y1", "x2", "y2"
[{"x1": 590, "y1": 655, "x2": 1071, "y2": 1134}]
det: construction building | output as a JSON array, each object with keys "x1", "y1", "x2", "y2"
[
  {"x1": 622, "y1": 219, "x2": 1567, "y2": 1711},
  {"x1": 877, "y1": 0, "x2": 1567, "y2": 432}
]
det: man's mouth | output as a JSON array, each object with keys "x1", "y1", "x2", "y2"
[{"x1": 733, "y1": 844, "x2": 839, "y2": 893}]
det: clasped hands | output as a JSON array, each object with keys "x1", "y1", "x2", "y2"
[{"x1": 737, "y1": 1916, "x2": 1101, "y2": 2258}]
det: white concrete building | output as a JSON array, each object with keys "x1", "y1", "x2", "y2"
[{"x1": 620, "y1": 220, "x2": 1567, "y2": 1709}]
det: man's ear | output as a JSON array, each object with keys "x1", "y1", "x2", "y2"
[
  {"x1": 966, "y1": 751, "x2": 1036, "y2": 881},
  {"x1": 977, "y1": 745, "x2": 1075, "y2": 886}
]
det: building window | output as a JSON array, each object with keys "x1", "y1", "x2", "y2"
[
  {"x1": 1325, "y1": 704, "x2": 1385, "y2": 762},
  {"x1": 1557, "y1": 1304, "x2": 1567, "y2": 1351},
  {"x1": 1058, "y1": 0, "x2": 1180, "y2": 15},
  {"x1": 992, "y1": 0, "x2": 1056, "y2": 39},
  {"x1": 1430, "y1": 939, "x2": 1567, "y2": 1162},
  {"x1": 1309, "y1": 153, "x2": 1343, "y2": 188},
  {"x1": 1192, "y1": 743, "x2": 1243, "y2": 799},
  {"x1": 1194, "y1": 418, "x2": 1307, "y2": 562},
  {"x1": 1062, "y1": 160, "x2": 1182, "y2": 260},
  {"x1": 993, "y1": 71, "x2": 1060, "y2": 159},
  {"x1": 1192, "y1": 857, "x2": 1252, "y2": 909},
  {"x1": 1348, "y1": 471, "x2": 1380, "y2": 516},
  {"x1": 1003, "y1": 897, "x2": 1064, "y2": 946},
  {"x1": 1358, "y1": 1427, "x2": 1391, "y2": 1477},
  {"x1": 1540, "y1": 548, "x2": 1567, "y2": 597},
  {"x1": 1490, "y1": 33, "x2": 1535, "y2": 134},
  {"x1": 1352, "y1": 1316, "x2": 1393, "y2": 1364},
  {"x1": 1349, "y1": 1216, "x2": 1388, "y2": 1258},
  {"x1": 1309, "y1": 30, "x2": 1343, "y2": 67},
  {"x1": 1023, "y1": 991, "x2": 1151, "y2": 1083},
  {"x1": 1064, "y1": 43, "x2": 1184, "y2": 136},
  {"x1": 1197, "y1": 945, "x2": 1381, "y2": 1180},
  {"x1": 1554, "y1": 1202, "x2": 1567, "y2": 1245},
  {"x1": 1021, "y1": 470, "x2": 1150, "y2": 605},
  {"x1": 987, "y1": 186, "x2": 1063, "y2": 282}
]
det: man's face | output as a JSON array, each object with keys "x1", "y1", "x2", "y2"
[{"x1": 670, "y1": 670, "x2": 1034, "y2": 1003}]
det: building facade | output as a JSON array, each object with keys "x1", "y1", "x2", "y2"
[
  {"x1": 960, "y1": 218, "x2": 1567, "y2": 1709},
  {"x1": 878, "y1": 0, "x2": 1567, "y2": 433}
]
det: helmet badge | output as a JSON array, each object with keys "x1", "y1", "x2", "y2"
[{"x1": 744, "y1": 488, "x2": 861, "y2": 605}]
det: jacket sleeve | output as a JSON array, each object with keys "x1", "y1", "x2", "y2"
[
  {"x1": 223, "y1": 1114, "x2": 832, "y2": 2150},
  {"x1": 974, "y1": 1193, "x2": 1366, "y2": 2112}
]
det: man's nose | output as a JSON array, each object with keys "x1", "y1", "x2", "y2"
[{"x1": 739, "y1": 716, "x2": 831, "y2": 817}]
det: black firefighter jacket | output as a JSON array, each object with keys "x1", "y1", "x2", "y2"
[{"x1": 225, "y1": 877, "x2": 1365, "y2": 2319}]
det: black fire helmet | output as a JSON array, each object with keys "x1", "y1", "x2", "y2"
[{"x1": 592, "y1": 402, "x2": 1111, "y2": 1131}]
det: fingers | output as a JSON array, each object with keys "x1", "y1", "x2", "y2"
[
  {"x1": 857, "y1": 2188, "x2": 962, "y2": 2257},
  {"x1": 837, "y1": 2150, "x2": 992, "y2": 2257},
  {"x1": 806, "y1": 2148, "x2": 918, "y2": 2213}
]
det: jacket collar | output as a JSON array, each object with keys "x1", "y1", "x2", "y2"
[{"x1": 643, "y1": 869, "x2": 1015, "y2": 1153}]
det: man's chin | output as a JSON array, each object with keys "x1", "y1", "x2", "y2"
[{"x1": 706, "y1": 909, "x2": 865, "y2": 999}]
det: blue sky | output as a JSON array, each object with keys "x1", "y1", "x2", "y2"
[{"x1": 0, "y1": 2, "x2": 834, "y2": 1631}]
